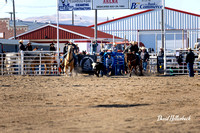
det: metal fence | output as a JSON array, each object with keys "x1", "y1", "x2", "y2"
[
  {"x1": 148, "y1": 53, "x2": 200, "y2": 75},
  {"x1": 1, "y1": 51, "x2": 200, "y2": 76},
  {"x1": 0, "y1": 51, "x2": 59, "y2": 76}
]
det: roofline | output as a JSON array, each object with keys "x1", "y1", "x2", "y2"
[
  {"x1": 88, "y1": 9, "x2": 152, "y2": 27},
  {"x1": 9, "y1": 24, "x2": 90, "y2": 40},
  {"x1": 165, "y1": 7, "x2": 200, "y2": 17},
  {"x1": 9, "y1": 24, "x2": 51, "y2": 39},
  {"x1": 88, "y1": 7, "x2": 200, "y2": 27}
]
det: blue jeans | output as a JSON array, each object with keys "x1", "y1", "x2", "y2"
[
  {"x1": 143, "y1": 61, "x2": 147, "y2": 71},
  {"x1": 106, "y1": 65, "x2": 113, "y2": 75},
  {"x1": 187, "y1": 63, "x2": 194, "y2": 77}
]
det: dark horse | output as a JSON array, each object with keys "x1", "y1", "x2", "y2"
[{"x1": 124, "y1": 52, "x2": 143, "y2": 77}]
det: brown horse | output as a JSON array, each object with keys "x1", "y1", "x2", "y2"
[
  {"x1": 61, "y1": 45, "x2": 74, "y2": 76},
  {"x1": 125, "y1": 52, "x2": 143, "y2": 77},
  {"x1": 30, "y1": 53, "x2": 58, "y2": 75}
]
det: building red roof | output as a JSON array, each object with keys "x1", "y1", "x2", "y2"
[
  {"x1": 14, "y1": 24, "x2": 120, "y2": 41},
  {"x1": 88, "y1": 7, "x2": 200, "y2": 27}
]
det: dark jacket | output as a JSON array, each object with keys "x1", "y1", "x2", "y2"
[
  {"x1": 50, "y1": 46, "x2": 56, "y2": 51},
  {"x1": 63, "y1": 45, "x2": 68, "y2": 54},
  {"x1": 186, "y1": 51, "x2": 195, "y2": 63},
  {"x1": 19, "y1": 43, "x2": 26, "y2": 51},
  {"x1": 123, "y1": 45, "x2": 139, "y2": 53},
  {"x1": 141, "y1": 51, "x2": 149, "y2": 61},
  {"x1": 26, "y1": 45, "x2": 32, "y2": 51}
]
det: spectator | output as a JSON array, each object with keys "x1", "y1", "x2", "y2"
[
  {"x1": 19, "y1": 40, "x2": 26, "y2": 51},
  {"x1": 186, "y1": 47, "x2": 195, "y2": 77},
  {"x1": 50, "y1": 43, "x2": 56, "y2": 51},
  {"x1": 91, "y1": 41, "x2": 98, "y2": 54},
  {"x1": 26, "y1": 42, "x2": 33, "y2": 51},
  {"x1": 140, "y1": 47, "x2": 149, "y2": 72},
  {"x1": 106, "y1": 54, "x2": 114, "y2": 76},
  {"x1": 158, "y1": 47, "x2": 164, "y2": 57},
  {"x1": 112, "y1": 43, "x2": 118, "y2": 52}
]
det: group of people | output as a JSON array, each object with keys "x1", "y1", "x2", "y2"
[
  {"x1": 98, "y1": 41, "x2": 150, "y2": 76},
  {"x1": 18, "y1": 39, "x2": 200, "y2": 77},
  {"x1": 19, "y1": 40, "x2": 34, "y2": 51}
]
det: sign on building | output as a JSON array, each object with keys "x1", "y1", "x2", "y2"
[
  {"x1": 130, "y1": 0, "x2": 163, "y2": 10},
  {"x1": 59, "y1": 0, "x2": 92, "y2": 11},
  {"x1": 93, "y1": 0, "x2": 129, "y2": 10}
]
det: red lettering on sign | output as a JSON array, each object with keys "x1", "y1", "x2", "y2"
[{"x1": 103, "y1": 0, "x2": 118, "y2": 4}]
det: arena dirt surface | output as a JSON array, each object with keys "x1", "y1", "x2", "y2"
[{"x1": 0, "y1": 74, "x2": 200, "y2": 133}]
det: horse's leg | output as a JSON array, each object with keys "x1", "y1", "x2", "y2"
[
  {"x1": 48, "y1": 65, "x2": 51, "y2": 75},
  {"x1": 129, "y1": 66, "x2": 134, "y2": 77},
  {"x1": 44, "y1": 64, "x2": 47, "y2": 75},
  {"x1": 70, "y1": 63, "x2": 74, "y2": 76}
]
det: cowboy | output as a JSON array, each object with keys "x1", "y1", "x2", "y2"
[
  {"x1": 26, "y1": 42, "x2": 33, "y2": 51},
  {"x1": 65, "y1": 40, "x2": 78, "y2": 66},
  {"x1": 91, "y1": 41, "x2": 98, "y2": 54},
  {"x1": 158, "y1": 47, "x2": 164, "y2": 57},
  {"x1": 186, "y1": 47, "x2": 195, "y2": 77},
  {"x1": 106, "y1": 54, "x2": 114, "y2": 76},
  {"x1": 19, "y1": 40, "x2": 26, "y2": 51},
  {"x1": 63, "y1": 42, "x2": 68, "y2": 54},
  {"x1": 123, "y1": 41, "x2": 139, "y2": 54},
  {"x1": 140, "y1": 47, "x2": 149, "y2": 72},
  {"x1": 50, "y1": 43, "x2": 56, "y2": 51},
  {"x1": 112, "y1": 43, "x2": 118, "y2": 52}
]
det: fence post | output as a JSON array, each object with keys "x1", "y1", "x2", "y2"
[
  {"x1": 1, "y1": 54, "x2": 3, "y2": 75},
  {"x1": 20, "y1": 51, "x2": 24, "y2": 75},
  {"x1": 39, "y1": 52, "x2": 42, "y2": 75}
]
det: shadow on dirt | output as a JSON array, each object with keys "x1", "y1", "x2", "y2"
[{"x1": 92, "y1": 104, "x2": 150, "y2": 108}]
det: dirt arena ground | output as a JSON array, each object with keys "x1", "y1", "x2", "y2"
[{"x1": 0, "y1": 74, "x2": 200, "y2": 133}]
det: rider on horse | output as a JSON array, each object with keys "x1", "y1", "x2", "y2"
[
  {"x1": 62, "y1": 40, "x2": 78, "y2": 66},
  {"x1": 123, "y1": 41, "x2": 140, "y2": 64}
]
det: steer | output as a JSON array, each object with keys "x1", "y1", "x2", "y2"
[{"x1": 92, "y1": 62, "x2": 104, "y2": 77}]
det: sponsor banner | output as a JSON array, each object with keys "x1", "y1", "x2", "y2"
[
  {"x1": 93, "y1": 0, "x2": 129, "y2": 10},
  {"x1": 59, "y1": 0, "x2": 92, "y2": 11},
  {"x1": 130, "y1": 0, "x2": 163, "y2": 10}
]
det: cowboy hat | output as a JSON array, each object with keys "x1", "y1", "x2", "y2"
[
  {"x1": 187, "y1": 47, "x2": 192, "y2": 50},
  {"x1": 129, "y1": 41, "x2": 135, "y2": 44},
  {"x1": 27, "y1": 42, "x2": 31, "y2": 44},
  {"x1": 19, "y1": 40, "x2": 23, "y2": 43},
  {"x1": 141, "y1": 47, "x2": 146, "y2": 50}
]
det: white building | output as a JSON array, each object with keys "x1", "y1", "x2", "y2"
[{"x1": 89, "y1": 7, "x2": 200, "y2": 52}]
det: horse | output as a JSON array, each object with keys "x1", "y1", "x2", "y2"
[
  {"x1": 124, "y1": 52, "x2": 143, "y2": 77},
  {"x1": 61, "y1": 45, "x2": 74, "y2": 76},
  {"x1": 30, "y1": 53, "x2": 58, "y2": 75}
]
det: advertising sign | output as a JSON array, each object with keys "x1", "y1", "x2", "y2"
[
  {"x1": 93, "y1": 0, "x2": 129, "y2": 10},
  {"x1": 130, "y1": 0, "x2": 163, "y2": 10},
  {"x1": 59, "y1": 0, "x2": 92, "y2": 11}
]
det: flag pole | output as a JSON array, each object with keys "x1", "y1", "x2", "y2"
[
  {"x1": 162, "y1": 0, "x2": 166, "y2": 75},
  {"x1": 57, "y1": 0, "x2": 60, "y2": 74}
]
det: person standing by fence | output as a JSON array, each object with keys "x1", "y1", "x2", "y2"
[
  {"x1": 186, "y1": 48, "x2": 195, "y2": 77},
  {"x1": 26, "y1": 42, "x2": 32, "y2": 51},
  {"x1": 140, "y1": 47, "x2": 149, "y2": 72},
  {"x1": 19, "y1": 40, "x2": 26, "y2": 51},
  {"x1": 50, "y1": 43, "x2": 56, "y2": 51}
]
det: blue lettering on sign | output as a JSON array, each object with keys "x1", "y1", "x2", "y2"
[
  {"x1": 131, "y1": 2, "x2": 137, "y2": 9},
  {"x1": 131, "y1": 2, "x2": 162, "y2": 9}
]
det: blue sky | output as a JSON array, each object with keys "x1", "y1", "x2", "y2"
[{"x1": 0, "y1": 0, "x2": 199, "y2": 26}]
